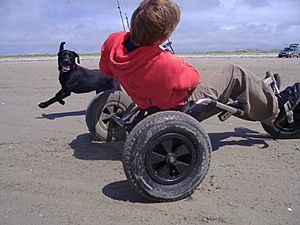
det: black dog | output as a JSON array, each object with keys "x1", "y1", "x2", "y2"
[{"x1": 38, "y1": 42, "x2": 118, "y2": 108}]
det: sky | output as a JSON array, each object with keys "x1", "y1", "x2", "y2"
[{"x1": 0, "y1": 0, "x2": 300, "y2": 54}]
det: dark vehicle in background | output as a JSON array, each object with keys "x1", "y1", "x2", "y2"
[{"x1": 278, "y1": 43, "x2": 300, "y2": 58}]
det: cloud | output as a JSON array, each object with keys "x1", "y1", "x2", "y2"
[
  {"x1": 0, "y1": 0, "x2": 299, "y2": 54},
  {"x1": 0, "y1": 0, "x2": 124, "y2": 53},
  {"x1": 173, "y1": 0, "x2": 300, "y2": 51}
]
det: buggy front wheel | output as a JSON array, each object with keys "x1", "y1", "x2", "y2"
[
  {"x1": 261, "y1": 105, "x2": 300, "y2": 139},
  {"x1": 261, "y1": 115, "x2": 300, "y2": 139}
]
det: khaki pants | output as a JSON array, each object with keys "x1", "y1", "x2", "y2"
[{"x1": 190, "y1": 64, "x2": 279, "y2": 124}]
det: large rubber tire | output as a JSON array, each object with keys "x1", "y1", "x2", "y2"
[
  {"x1": 261, "y1": 106, "x2": 300, "y2": 139},
  {"x1": 85, "y1": 90, "x2": 133, "y2": 142},
  {"x1": 122, "y1": 111, "x2": 212, "y2": 202}
]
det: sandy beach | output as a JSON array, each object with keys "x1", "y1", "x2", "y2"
[{"x1": 0, "y1": 55, "x2": 299, "y2": 225}]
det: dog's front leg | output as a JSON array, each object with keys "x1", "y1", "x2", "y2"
[{"x1": 38, "y1": 89, "x2": 71, "y2": 108}]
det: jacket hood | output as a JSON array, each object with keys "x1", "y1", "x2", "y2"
[{"x1": 104, "y1": 32, "x2": 164, "y2": 74}]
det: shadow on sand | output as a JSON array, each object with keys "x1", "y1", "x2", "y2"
[
  {"x1": 69, "y1": 133, "x2": 123, "y2": 161},
  {"x1": 36, "y1": 110, "x2": 86, "y2": 120},
  {"x1": 69, "y1": 127, "x2": 270, "y2": 202},
  {"x1": 209, "y1": 127, "x2": 270, "y2": 151},
  {"x1": 102, "y1": 180, "x2": 149, "y2": 203}
]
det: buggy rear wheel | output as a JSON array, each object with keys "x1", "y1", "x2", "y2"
[
  {"x1": 122, "y1": 111, "x2": 212, "y2": 202},
  {"x1": 85, "y1": 90, "x2": 133, "y2": 142}
]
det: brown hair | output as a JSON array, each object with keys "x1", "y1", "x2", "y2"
[{"x1": 130, "y1": 0, "x2": 181, "y2": 46}]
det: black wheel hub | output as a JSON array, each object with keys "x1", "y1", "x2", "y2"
[
  {"x1": 166, "y1": 153, "x2": 177, "y2": 165},
  {"x1": 100, "y1": 103, "x2": 124, "y2": 131},
  {"x1": 145, "y1": 133, "x2": 197, "y2": 185}
]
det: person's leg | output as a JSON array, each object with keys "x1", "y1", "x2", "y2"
[{"x1": 190, "y1": 64, "x2": 279, "y2": 124}]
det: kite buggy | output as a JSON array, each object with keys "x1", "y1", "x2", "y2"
[{"x1": 85, "y1": 73, "x2": 300, "y2": 202}]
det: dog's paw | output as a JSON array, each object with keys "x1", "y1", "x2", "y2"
[
  {"x1": 58, "y1": 99, "x2": 65, "y2": 105},
  {"x1": 38, "y1": 102, "x2": 47, "y2": 108}
]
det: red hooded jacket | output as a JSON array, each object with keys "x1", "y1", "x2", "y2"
[{"x1": 100, "y1": 31, "x2": 200, "y2": 110}]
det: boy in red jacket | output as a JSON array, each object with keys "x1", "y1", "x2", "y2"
[{"x1": 100, "y1": 0, "x2": 300, "y2": 125}]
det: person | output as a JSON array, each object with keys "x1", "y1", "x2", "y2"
[{"x1": 99, "y1": 0, "x2": 300, "y2": 125}]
